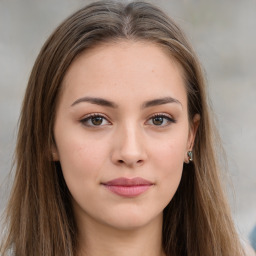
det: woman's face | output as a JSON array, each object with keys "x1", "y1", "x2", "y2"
[{"x1": 53, "y1": 41, "x2": 198, "y2": 231}]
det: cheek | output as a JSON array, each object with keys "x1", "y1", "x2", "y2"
[
  {"x1": 55, "y1": 133, "x2": 110, "y2": 192},
  {"x1": 151, "y1": 133, "x2": 187, "y2": 171},
  {"x1": 157, "y1": 143, "x2": 184, "y2": 181},
  {"x1": 150, "y1": 134, "x2": 187, "y2": 200}
]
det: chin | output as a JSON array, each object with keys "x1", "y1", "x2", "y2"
[{"x1": 101, "y1": 208, "x2": 163, "y2": 231}]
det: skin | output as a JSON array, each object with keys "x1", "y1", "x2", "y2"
[{"x1": 53, "y1": 40, "x2": 199, "y2": 256}]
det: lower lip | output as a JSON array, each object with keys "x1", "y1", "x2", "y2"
[{"x1": 103, "y1": 185, "x2": 152, "y2": 197}]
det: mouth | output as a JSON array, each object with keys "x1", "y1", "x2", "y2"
[{"x1": 101, "y1": 177, "x2": 154, "y2": 197}]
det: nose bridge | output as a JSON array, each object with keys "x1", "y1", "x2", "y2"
[
  {"x1": 112, "y1": 120, "x2": 146, "y2": 166},
  {"x1": 121, "y1": 122, "x2": 141, "y2": 151}
]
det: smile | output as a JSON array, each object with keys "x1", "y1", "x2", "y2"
[{"x1": 101, "y1": 177, "x2": 154, "y2": 197}]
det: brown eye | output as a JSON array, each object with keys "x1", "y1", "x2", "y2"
[
  {"x1": 80, "y1": 114, "x2": 110, "y2": 127},
  {"x1": 146, "y1": 114, "x2": 176, "y2": 127},
  {"x1": 91, "y1": 116, "x2": 103, "y2": 125},
  {"x1": 152, "y1": 116, "x2": 164, "y2": 125}
]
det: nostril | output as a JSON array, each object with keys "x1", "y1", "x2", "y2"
[{"x1": 117, "y1": 159, "x2": 143, "y2": 165}]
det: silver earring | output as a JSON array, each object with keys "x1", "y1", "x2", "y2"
[{"x1": 187, "y1": 151, "x2": 193, "y2": 162}]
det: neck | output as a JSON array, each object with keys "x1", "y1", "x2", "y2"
[{"x1": 76, "y1": 213, "x2": 165, "y2": 256}]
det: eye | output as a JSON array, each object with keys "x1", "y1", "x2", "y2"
[
  {"x1": 146, "y1": 114, "x2": 176, "y2": 127},
  {"x1": 80, "y1": 114, "x2": 111, "y2": 127}
]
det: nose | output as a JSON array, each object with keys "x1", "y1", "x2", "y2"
[{"x1": 111, "y1": 124, "x2": 147, "y2": 168}]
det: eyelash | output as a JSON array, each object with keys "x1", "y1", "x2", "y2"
[
  {"x1": 80, "y1": 113, "x2": 176, "y2": 127},
  {"x1": 146, "y1": 113, "x2": 176, "y2": 127},
  {"x1": 80, "y1": 113, "x2": 111, "y2": 127}
]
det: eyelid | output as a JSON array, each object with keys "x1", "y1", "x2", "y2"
[
  {"x1": 81, "y1": 112, "x2": 110, "y2": 119},
  {"x1": 80, "y1": 113, "x2": 112, "y2": 126},
  {"x1": 79, "y1": 112, "x2": 176, "y2": 127},
  {"x1": 145, "y1": 112, "x2": 176, "y2": 126}
]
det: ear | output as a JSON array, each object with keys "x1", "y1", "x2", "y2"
[
  {"x1": 51, "y1": 144, "x2": 60, "y2": 161},
  {"x1": 185, "y1": 114, "x2": 200, "y2": 163}
]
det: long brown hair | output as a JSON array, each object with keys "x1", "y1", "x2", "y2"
[{"x1": 1, "y1": 1, "x2": 244, "y2": 255}]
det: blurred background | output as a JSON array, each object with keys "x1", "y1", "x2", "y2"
[{"x1": 0, "y1": 0, "x2": 255, "y2": 248}]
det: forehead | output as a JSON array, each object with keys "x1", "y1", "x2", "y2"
[{"x1": 60, "y1": 40, "x2": 187, "y2": 107}]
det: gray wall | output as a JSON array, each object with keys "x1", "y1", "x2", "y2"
[{"x1": 0, "y1": 0, "x2": 255, "y2": 243}]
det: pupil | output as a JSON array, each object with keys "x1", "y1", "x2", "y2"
[
  {"x1": 92, "y1": 116, "x2": 103, "y2": 125},
  {"x1": 153, "y1": 116, "x2": 163, "y2": 125}
]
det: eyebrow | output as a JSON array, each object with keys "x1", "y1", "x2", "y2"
[
  {"x1": 141, "y1": 97, "x2": 182, "y2": 109},
  {"x1": 71, "y1": 97, "x2": 118, "y2": 108},
  {"x1": 71, "y1": 96, "x2": 182, "y2": 109}
]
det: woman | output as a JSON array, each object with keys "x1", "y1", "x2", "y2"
[{"x1": 0, "y1": 1, "x2": 245, "y2": 255}]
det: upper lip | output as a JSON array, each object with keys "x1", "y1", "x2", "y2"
[{"x1": 102, "y1": 177, "x2": 153, "y2": 186}]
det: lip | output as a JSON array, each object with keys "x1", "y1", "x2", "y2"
[{"x1": 101, "y1": 177, "x2": 154, "y2": 197}]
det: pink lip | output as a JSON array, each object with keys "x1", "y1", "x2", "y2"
[{"x1": 101, "y1": 177, "x2": 153, "y2": 197}]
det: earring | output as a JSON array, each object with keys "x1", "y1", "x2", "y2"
[{"x1": 187, "y1": 151, "x2": 193, "y2": 162}]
